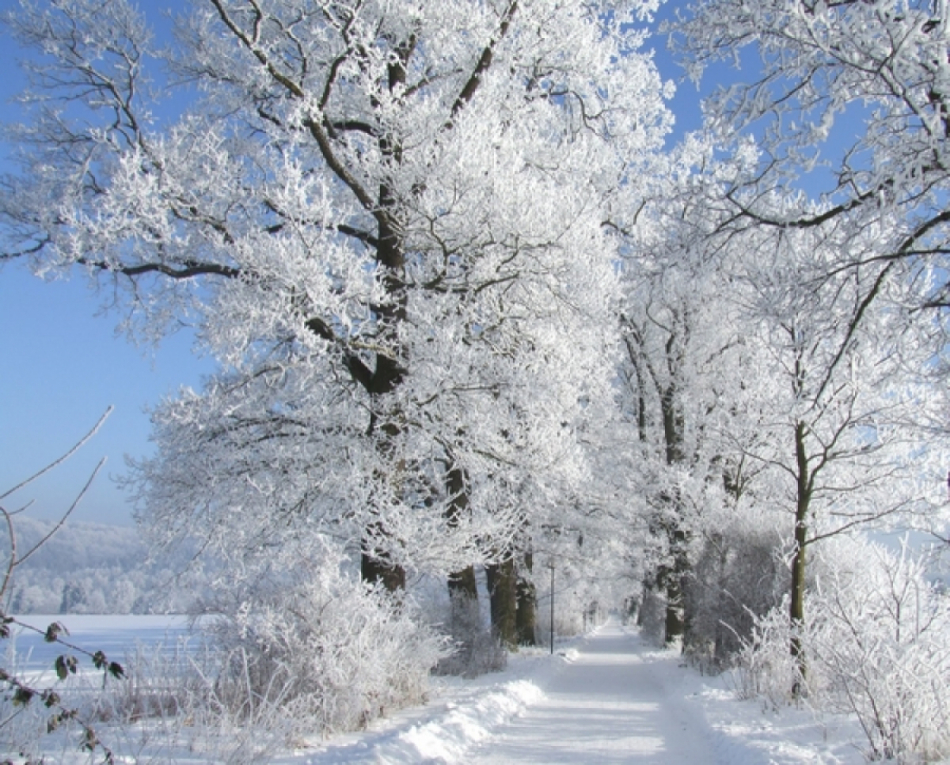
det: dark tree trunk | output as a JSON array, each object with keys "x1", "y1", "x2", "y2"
[
  {"x1": 448, "y1": 565, "x2": 480, "y2": 644},
  {"x1": 486, "y1": 559, "x2": 518, "y2": 648},
  {"x1": 356, "y1": 47, "x2": 412, "y2": 592},
  {"x1": 658, "y1": 362, "x2": 690, "y2": 647},
  {"x1": 790, "y1": 420, "x2": 810, "y2": 697},
  {"x1": 663, "y1": 548, "x2": 686, "y2": 646},
  {"x1": 361, "y1": 419, "x2": 407, "y2": 593},
  {"x1": 515, "y1": 550, "x2": 537, "y2": 646},
  {"x1": 636, "y1": 583, "x2": 649, "y2": 627},
  {"x1": 789, "y1": 539, "x2": 807, "y2": 697},
  {"x1": 445, "y1": 463, "x2": 479, "y2": 620},
  {"x1": 361, "y1": 546, "x2": 406, "y2": 592},
  {"x1": 448, "y1": 566, "x2": 478, "y2": 600},
  {"x1": 656, "y1": 489, "x2": 689, "y2": 646}
]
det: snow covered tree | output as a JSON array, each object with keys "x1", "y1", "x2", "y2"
[
  {"x1": 669, "y1": 0, "x2": 950, "y2": 418},
  {"x1": 725, "y1": 207, "x2": 944, "y2": 692},
  {"x1": 613, "y1": 146, "x2": 759, "y2": 647},
  {"x1": 0, "y1": 0, "x2": 673, "y2": 648},
  {"x1": 664, "y1": 0, "x2": 950, "y2": 683},
  {"x1": 671, "y1": 0, "x2": 950, "y2": 305}
]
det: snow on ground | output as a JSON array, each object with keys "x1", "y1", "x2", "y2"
[
  {"x1": 277, "y1": 617, "x2": 867, "y2": 765},
  {"x1": 9, "y1": 614, "x2": 193, "y2": 674},
  {"x1": 465, "y1": 623, "x2": 714, "y2": 764},
  {"x1": 5, "y1": 614, "x2": 871, "y2": 764}
]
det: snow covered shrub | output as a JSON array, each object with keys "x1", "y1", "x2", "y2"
[
  {"x1": 732, "y1": 595, "x2": 812, "y2": 710},
  {"x1": 197, "y1": 551, "x2": 449, "y2": 741},
  {"x1": 735, "y1": 536, "x2": 950, "y2": 762},
  {"x1": 91, "y1": 634, "x2": 203, "y2": 726},
  {"x1": 805, "y1": 538, "x2": 950, "y2": 763}
]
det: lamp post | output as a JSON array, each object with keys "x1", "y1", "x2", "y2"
[{"x1": 549, "y1": 561, "x2": 555, "y2": 655}]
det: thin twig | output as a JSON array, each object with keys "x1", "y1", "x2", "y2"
[{"x1": 0, "y1": 406, "x2": 113, "y2": 502}]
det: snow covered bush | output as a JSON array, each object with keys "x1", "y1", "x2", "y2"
[
  {"x1": 195, "y1": 550, "x2": 449, "y2": 742},
  {"x1": 732, "y1": 594, "x2": 809, "y2": 710},
  {"x1": 806, "y1": 539, "x2": 950, "y2": 763},
  {"x1": 735, "y1": 536, "x2": 950, "y2": 762}
]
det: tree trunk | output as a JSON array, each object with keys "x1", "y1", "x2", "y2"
[
  {"x1": 789, "y1": 537, "x2": 806, "y2": 696},
  {"x1": 448, "y1": 566, "x2": 478, "y2": 600},
  {"x1": 660, "y1": 368, "x2": 690, "y2": 647},
  {"x1": 515, "y1": 550, "x2": 537, "y2": 646},
  {"x1": 663, "y1": 559, "x2": 685, "y2": 646},
  {"x1": 358, "y1": 48, "x2": 412, "y2": 591},
  {"x1": 486, "y1": 558, "x2": 518, "y2": 648},
  {"x1": 790, "y1": 420, "x2": 810, "y2": 697},
  {"x1": 361, "y1": 546, "x2": 406, "y2": 592},
  {"x1": 712, "y1": 533, "x2": 729, "y2": 666},
  {"x1": 445, "y1": 463, "x2": 479, "y2": 622},
  {"x1": 361, "y1": 423, "x2": 407, "y2": 593},
  {"x1": 448, "y1": 564, "x2": 479, "y2": 637},
  {"x1": 657, "y1": 506, "x2": 689, "y2": 646},
  {"x1": 637, "y1": 580, "x2": 650, "y2": 627}
]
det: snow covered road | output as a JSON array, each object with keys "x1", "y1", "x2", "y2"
[{"x1": 469, "y1": 622, "x2": 715, "y2": 764}]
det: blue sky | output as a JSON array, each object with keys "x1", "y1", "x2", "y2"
[
  {"x1": 0, "y1": 0, "x2": 211, "y2": 526},
  {"x1": 0, "y1": 0, "x2": 717, "y2": 526}
]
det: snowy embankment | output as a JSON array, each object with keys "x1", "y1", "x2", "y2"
[
  {"x1": 272, "y1": 643, "x2": 561, "y2": 764},
  {"x1": 279, "y1": 618, "x2": 868, "y2": 765}
]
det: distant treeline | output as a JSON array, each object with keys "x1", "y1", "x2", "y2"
[{"x1": 2, "y1": 517, "x2": 197, "y2": 614}]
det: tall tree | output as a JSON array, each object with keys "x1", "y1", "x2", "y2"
[
  {"x1": 729, "y1": 212, "x2": 940, "y2": 693},
  {"x1": 614, "y1": 150, "x2": 751, "y2": 645},
  {"x1": 0, "y1": 0, "x2": 672, "y2": 629},
  {"x1": 671, "y1": 0, "x2": 950, "y2": 685}
]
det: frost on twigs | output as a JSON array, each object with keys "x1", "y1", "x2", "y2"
[
  {"x1": 192, "y1": 547, "x2": 449, "y2": 742},
  {"x1": 734, "y1": 536, "x2": 950, "y2": 763}
]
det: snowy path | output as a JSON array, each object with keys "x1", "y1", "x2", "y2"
[
  {"x1": 468, "y1": 621, "x2": 716, "y2": 764},
  {"x1": 282, "y1": 617, "x2": 864, "y2": 764}
]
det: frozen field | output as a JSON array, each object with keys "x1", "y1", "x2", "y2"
[{"x1": 7, "y1": 614, "x2": 193, "y2": 674}]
